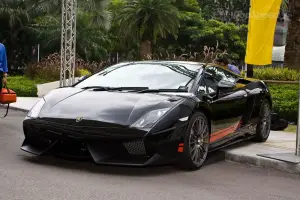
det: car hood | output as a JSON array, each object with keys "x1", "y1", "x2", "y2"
[{"x1": 38, "y1": 87, "x2": 185, "y2": 126}]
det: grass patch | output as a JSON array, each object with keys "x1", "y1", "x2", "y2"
[
  {"x1": 7, "y1": 76, "x2": 38, "y2": 97},
  {"x1": 284, "y1": 125, "x2": 297, "y2": 133}
]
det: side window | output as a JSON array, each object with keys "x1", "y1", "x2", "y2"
[{"x1": 205, "y1": 66, "x2": 238, "y2": 83}]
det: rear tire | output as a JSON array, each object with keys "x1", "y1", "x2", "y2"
[
  {"x1": 254, "y1": 99, "x2": 271, "y2": 142},
  {"x1": 178, "y1": 112, "x2": 210, "y2": 171}
]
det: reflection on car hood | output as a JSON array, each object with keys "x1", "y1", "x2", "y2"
[{"x1": 38, "y1": 87, "x2": 185, "y2": 126}]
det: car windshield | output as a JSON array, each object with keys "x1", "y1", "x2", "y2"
[{"x1": 75, "y1": 62, "x2": 203, "y2": 90}]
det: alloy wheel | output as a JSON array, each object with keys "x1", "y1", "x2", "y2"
[
  {"x1": 189, "y1": 116, "x2": 209, "y2": 166},
  {"x1": 261, "y1": 103, "x2": 271, "y2": 138}
]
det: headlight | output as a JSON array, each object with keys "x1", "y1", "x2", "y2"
[
  {"x1": 27, "y1": 98, "x2": 46, "y2": 118},
  {"x1": 131, "y1": 108, "x2": 169, "y2": 129}
]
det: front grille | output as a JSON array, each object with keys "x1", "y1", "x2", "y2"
[
  {"x1": 40, "y1": 118, "x2": 123, "y2": 128},
  {"x1": 123, "y1": 140, "x2": 146, "y2": 155},
  {"x1": 24, "y1": 119, "x2": 146, "y2": 140}
]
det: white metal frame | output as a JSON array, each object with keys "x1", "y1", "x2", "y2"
[{"x1": 60, "y1": 0, "x2": 77, "y2": 87}]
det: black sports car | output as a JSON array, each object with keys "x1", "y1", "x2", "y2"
[{"x1": 21, "y1": 61, "x2": 272, "y2": 170}]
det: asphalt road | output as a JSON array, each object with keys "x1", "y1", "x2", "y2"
[{"x1": 1, "y1": 108, "x2": 300, "y2": 200}]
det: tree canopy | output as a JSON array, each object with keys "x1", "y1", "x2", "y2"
[{"x1": 0, "y1": 0, "x2": 295, "y2": 74}]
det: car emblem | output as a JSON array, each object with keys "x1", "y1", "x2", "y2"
[{"x1": 76, "y1": 117, "x2": 83, "y2": 122}]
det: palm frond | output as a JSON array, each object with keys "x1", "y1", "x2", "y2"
[
  {"x1": 116, "y1": 0, "x2": 180, "y2": 43},
  {"x1": 281, "y1": 0, "x2": 289, "y2": 11}
]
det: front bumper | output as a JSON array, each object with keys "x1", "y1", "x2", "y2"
[{"x1": 21, "y1": 118, "x2": 188, "y2": 166}]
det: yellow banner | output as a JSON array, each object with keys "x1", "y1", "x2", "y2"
[{"x1": 245, "y1": 0, "x2": 282, "y2": 65}]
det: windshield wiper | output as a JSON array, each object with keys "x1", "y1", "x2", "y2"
[
  {"x1": 82, "y1": 86, "x2": 149, "y2": 91},
  {"x1": 81, "y1": 86, "x2": 111, "y2": 90},
  {"x1": 105, "y1": 87, "x2": 149, "y2": 91},
  {"x1": 137, "y1": 88, "x2": 188, "y2": 93},
  {"x1": 82, "y1": 86, "x2": 188, "y2": 93}
]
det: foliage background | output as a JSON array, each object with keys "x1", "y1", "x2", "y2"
[{"x1": 1, "y1": 0, "x2": 297, "y2": 123}]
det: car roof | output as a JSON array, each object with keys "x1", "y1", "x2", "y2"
[
  {"x1": 136, "y1": 61, "x2": 248, "y2": 79},
  {"x1": 107, "y1": 60, "x2": 246, "y2": 78},
  {"x1": 117, "y1": 60, "x2": 206, "y2": 67},
  {"x1": 95, "y1": 60, "x2": 255, "y2": 83}
]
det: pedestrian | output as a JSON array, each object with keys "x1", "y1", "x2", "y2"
[
  {"x1": 216, "y1": 57, "x2": 241, "y2": 75},
  {"x1": 0, "y1": 43, "x2": 8, "y2": 90}
]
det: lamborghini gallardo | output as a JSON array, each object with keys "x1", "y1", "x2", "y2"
[{"x1": 21, "y1": 61, "x2": 272, "y2": 170}]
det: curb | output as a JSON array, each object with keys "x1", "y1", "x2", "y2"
[
  {"x1": 0, "y1": 104, "x2": 29, "y2": 113},
  {"x1": 223, "y1": 150, "x2": 300, "y2": 174}
]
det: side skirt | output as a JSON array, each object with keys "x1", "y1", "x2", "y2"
[
  {"x1": 208, "y1": 134, "x2": 255, "y2": 153},
  {"x1": 208, "y1": 123, "x2": 257, "y2": 152}
]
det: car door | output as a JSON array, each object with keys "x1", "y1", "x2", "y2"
[{"x1": 201, "y1": 65, "x2": 248, "y2": 145}]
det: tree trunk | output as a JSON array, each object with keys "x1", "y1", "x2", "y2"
[
  {"x1": 140, "y1": 40, "x2": 152, "y2": 60},
  {"x1": 284, "y1": 0, "x2": 300, "y2": 70}
]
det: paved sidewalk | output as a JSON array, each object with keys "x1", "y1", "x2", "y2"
[
  {"x1": 36, "y1": 77, "x2": 79, "y2": 97},
  {"x1": 223, "y1": 131, "x2": 300, "y2": 174},
  {"x1": 8, "y1": 97, "x2": 41, "y2": 112},
  {"x1": 4, "y1": 97, "x2": 300, "y2": 174}
]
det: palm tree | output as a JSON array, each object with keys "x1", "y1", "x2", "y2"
[
  {"x1": 281, "y1": 0, "x2": 289, "y2": 11},
  {"x1": 0, "y1": 0, "x2": 31, "y2": 43},
  {"x1": 28, "y1": 0, "x2": 112, "y2": 62},
  {"x1": 0, "y1": 0, "x2": 112, "y2": 69},
  {"x1": 28, "y1": 0, "x2": 111, "y2": 28},
  {"x1": 0, "y1": 0, "x2": 37, "y2": 73},
  {"x1": 36, "y1": 10, "x2": 112, "y2": 62},
  {"x1": 284, "y1": 0, "x2": 300, "y2": 70},
  {"x1": 116, "y1": 0, "x2": 180, "y2": 59}
]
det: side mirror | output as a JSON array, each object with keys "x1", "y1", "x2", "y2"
[{"x1": 217, "y1": 80, "x2": 235, "y2": 88}]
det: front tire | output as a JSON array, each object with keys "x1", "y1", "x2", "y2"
[
  {"x1": 254, "y1": 99, "x2": 271, "y2": 142},
  {"x1": 178, "y1": 112, "x2": 210, "y2": 170}
]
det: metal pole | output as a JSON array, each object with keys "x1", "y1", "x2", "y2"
[
  {"x1": 296, "y1": 78, "x2": 300, "y2": 156},
  {"x1": 60, "y1": 0, "x2": 66, "y2": 87},
  {"x1": 60, "y1": 0, "x2": 77, "y2": 87},
  {"x1": 72, "y1": 0, "x2": 77, "y2": 85},
  {"x1": 37, "y1": 44, "x2": 40, "y2": 62},
  {"x1": 244, "y1": 0, "x2": 252, "y2": 78}
]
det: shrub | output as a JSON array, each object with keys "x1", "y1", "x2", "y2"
[
  {"x1": 79, "y1": 69, "x2": 92, "y2": 76},
  {"x1": 253, "y1": 67, "x2": 300, "y2": 81},
  {"x1": 239, "y1": 67, "x2": 300, "y2": 122},
  {"x1": 7, "y1": 76, "x2": 38, "y2": 97},
  {"x1": 268, "y1": 83, "x2": 298, "y2": 122},
  {"x1": 24, "y1": 53, "x2": 109, "y2": 83},
  {"x1": 25, "y1": 53, "x2": 81, "y2": 83},
  {"x1": 81, "y1": 61, "x2": 111, "y2": 74}
]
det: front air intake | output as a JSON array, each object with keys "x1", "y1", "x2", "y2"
[{"x1": 123, "y1": 140, "x2": 146, "y2": 155}]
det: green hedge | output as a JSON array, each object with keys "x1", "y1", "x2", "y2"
[
  {"x1": 241, "y1": 67, "x2": 300, "y2": 81},
  {"x1": 7, "y1": 76, "x2": 38, "y2": 97},
  {"x1": 242, "y1": 67, "x2": 299, "y2": 122},
  {"x1": 254, "y1": 67, "x2": 300, "y2": 81},
  {"x1": 267, "y1": 83, "x2": 298, "y2": 122}
]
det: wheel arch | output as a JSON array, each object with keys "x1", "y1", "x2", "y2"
[
  {"x1": 259, "y1": 80, "x2": 273, "y2": 108},
  {"x1": 193, "y1": 105, "x2": 212, "y2": 135},
  {"x1": 265, "y1": 95, "x2": 272, "y2": 109}
]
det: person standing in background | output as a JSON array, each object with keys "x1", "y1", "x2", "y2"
[
  {"x1": 0, "y1": 43, "x2": 8, "y2": 90},
  {"x1": 216, "y1": 57, "x2": 241, "y2": 75}
]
